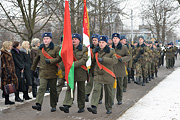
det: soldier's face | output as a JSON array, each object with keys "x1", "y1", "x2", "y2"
[
  {"x1": 99, "y1": 41, "x2": 107, "y2": 49},
  {"x1": 92, "y1": 38, "x2": 98, "y2": 46},
  {"x1": 120, "y1": 39, "x2": 126, "y2": 45},
  {"x1": 113, "y1": 37, "x2": 120, "y2": 45},
  {"x1": 139, "y1": 38, "x2": 144, "y2": 44},
  {"x1": 108, "y1": 39, "x2": 112, "y2": 44},
  {"x1": 43, "y1": 37, "x2": 52, "y2": 46},
  {"x1": 72, "y1": 38, "x2": 80, "y2": 46}
]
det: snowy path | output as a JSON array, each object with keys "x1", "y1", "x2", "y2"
[{"x1": 117, "y1": 67, "x2": 180, "y2": 120}]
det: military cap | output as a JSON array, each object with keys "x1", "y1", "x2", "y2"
[
  {"x1": 112, "y1": 33, "x2": 120, "y2": 39},
  {"x1": 120, "y1": 35, "x2": 126, "y2": 40},
  {"x1": 98, "y1": 35, "x2": 108, "y2": 43},
  {"x1": 42, "y1": 32, "x2": 52, "y2": 38},
  {"x1": 149, "y1": 41, "x2": 152, "y2": 44},
  {"x1": 91, "y1": 34, "x2": 99, "y2": 39},
  {"x1": 138, "y1": 35, "x2": 144, "y2": 40},
  {"x1": 72, "y1": 33, "x2": 82, "y2": 42},
  {"x1": 155, "y1": 41, "x2": 158, "y2": 43}
]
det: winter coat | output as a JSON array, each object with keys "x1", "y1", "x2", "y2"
[
  {"x1": 73, "y1": 43, "x2": 88, "y2": 82},
  {"x1": 112, "y1": 42, "x2": 131, "y2": 77},
  {"x1": 92, "y1": 45, "x2": 118, "y2": 84},
  {"x1": 133, "y1": 43, "x2": 149, "y2": 64},
  {"x1": 1, "y1": 49, "x2": 18, "y2": 90},
  {"x1": 11, "y1": 48, "x2": 24, "y2": 84},
  {"x1": 89, "y1": 44, "x2": 97, "y2": 74},
  {"x1": 31, "y1": 47, "x2": 40, "y2": 67},
  {"x1": 31, "y1": 42, "x2": 61, "y2": 79},
  {"x1": 20, "y1": 48, "x2": 32, "y2": 86}
]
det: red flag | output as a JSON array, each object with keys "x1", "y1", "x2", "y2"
[{"x1": 59, "y1": 0, "x2": 74, "y2": 90}]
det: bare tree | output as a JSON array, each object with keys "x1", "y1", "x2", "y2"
[
  {"x1": 0, "y1": 0, "x2": 61, "y2": 42},
  {"x1": 141, "y1": 0, "x2": 180, "y2": 43}
]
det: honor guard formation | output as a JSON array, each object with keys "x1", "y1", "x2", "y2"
[{"x1": 1, "y1": 32, "x2": 179, "y2": 115}]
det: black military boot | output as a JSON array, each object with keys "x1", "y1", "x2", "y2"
[
  {"x1": 155, "y1": 72, "x2": 158, "y2": 77},
  {"x1": 128, "y1": 77, "x2": 131, "y2": 83},
  {"x1": 78, "y1": 108, "x2": 85, "y2": 113},
  {"x1": 151, "y1": 73, "x2": 154, "y2": 79},
  {"x1": 138, "y1": 77, "x2": 142, "y2": 85},
  {"x1": 149, "y1": 75, "x2": 151, "y2": 81},
  {"x1": 59, "y1": 105, "x2": 70, "y2": 113},
  {"x1": 32, "y1": 103, "x2": 41, "y2": 111},
  {"x1": 85, "y1": 94, "x2": 89, "y2": 102},
  {"x1": 142, "y1": 78, "x2": 145, "y2": 86},
  {"x1": 87, "y1": 105, "x2": 97, "y2": 114},
  {"x1": 146, "y1": 78, "x2": 149, "y2": 83}
]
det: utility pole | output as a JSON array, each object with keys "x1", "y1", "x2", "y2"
[{"x1": 131, "y1": 9, "x2": 134, "y2": 44}]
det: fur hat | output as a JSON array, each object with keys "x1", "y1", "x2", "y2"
[
  {"x1": 138, "y1": 35, "x2": 144, "y2": 40},
  {"x1": 72, "y1": 33, "x2": 82, "y2": 42},
  {"x1": 155, "y1": 41, "x2": 158, "y2": 43},
  {"x1": 91, "y1": 34, "x2": 99, "y2": 39},
  {"x1": 31, "y1": 38, "x2": 40, "y2": 47},
  {"x1": 120, "y1": 35, "x2": 126, "y2": 40},
  {"x1": 42, "y1": 32, "x2": 52, "y2": 38},
  {"x1": 112, "y1": 33, "x2": 120, "y2": 39},
  {"x1": 98, "y1": 35, "x2": 108, "y2": 43}
]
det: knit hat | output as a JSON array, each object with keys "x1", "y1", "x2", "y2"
[
  {"x1": 31, "y1": 38, "x2": 40, "y2": 47},
  {"x1": 98, "y1": 35, "x2": 108, "y2": 43},
  {"x1": 72, "y1": 33, "x2": 82, "y2": 42}
]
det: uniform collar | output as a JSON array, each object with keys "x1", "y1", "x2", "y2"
[{"x1": 39, "y1": 41, "x2": 54, "y2": 50}]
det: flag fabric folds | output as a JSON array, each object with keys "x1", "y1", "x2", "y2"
[
  {"x1": 59, "y1": 0, "x2": 74, "y2": 90},
  {"x1": 83, "y1": 0, "x2": 91, "y2": 69}
]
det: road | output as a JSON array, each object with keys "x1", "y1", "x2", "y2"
[{"x1": 0, "y1": 56, "x2": 180, "y2": 120}]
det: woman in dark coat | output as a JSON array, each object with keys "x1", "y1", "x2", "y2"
[
  {"x1": 11, "y1": 41, "x2": 24, "y2": 102},
  {"x1": 20, "y1": 41, "x2": 32, "y2": 100},
  {"x1": 1, "y1": 41, "x2": 18, "y2": 105}
]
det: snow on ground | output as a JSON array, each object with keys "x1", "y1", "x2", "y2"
[{"x1": 117, "y1": 67, "x2": 180, "y2": 120}]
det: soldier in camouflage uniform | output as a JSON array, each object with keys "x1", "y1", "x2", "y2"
[
  {"x1": 155, "y1": 41, "x2": 162, "y2": 67},
  {"x1": 133, "y1": 36, "x2": 149, "y2": 86},
  {"x1": 153, "y1": 44, "x2": 161, "y2": 77}
]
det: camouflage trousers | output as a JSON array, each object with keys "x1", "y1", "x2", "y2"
[
  {"x1": 148, "y1": 62, "x2": 151, "y2": 76},
  {"x1": 135, "y1": 61, "x2": 148, "y2": 78}
]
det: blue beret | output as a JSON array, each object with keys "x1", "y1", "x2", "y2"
[
  {"x1": 138, "y1": 35, "x2": 144, "y2": 40},
  {"x1": 91, "y1": 34, "x2": 99, "y2": 39},
  {"x1": 98, "y1": 35, "x2": 108, "y2": 43},
  {"x1": 170, "y1": 42, "x2": 173, "y2": 45},
  {"x1": 120, "y1": 35, "x2": 126, "y2": 40},
  {"x1": 155, "y1": 41, "x2": 158, "y2": 43},
  {"x1": 72, "y1": 33, "x2": 82, "y2": 42},
  {"x1": 112, "y1": 33, "x2": 120, "y2": 39},
  {"x1": 42, "y1": 32, "x2": 52, "y2": 38}
]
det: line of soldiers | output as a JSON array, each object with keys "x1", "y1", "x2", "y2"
[
  {"x1": 164, "y1": 42, "x2": 178, "y2": 69},
  {"x1": 31, "y1": 32, "x2": 178, "y2": 114}
]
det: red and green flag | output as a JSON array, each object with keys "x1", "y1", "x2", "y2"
[{"x1": 59, "y1": 0, "x2": 74, "y2": 90}]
